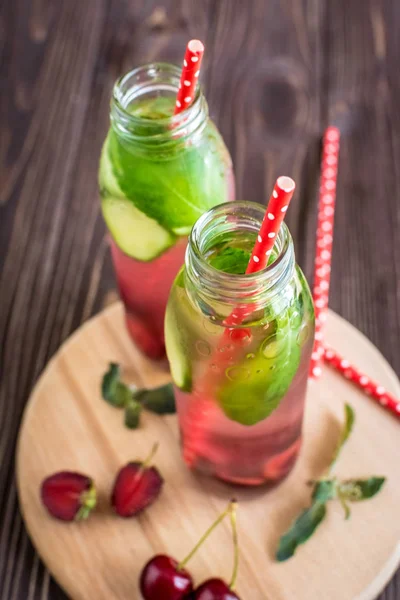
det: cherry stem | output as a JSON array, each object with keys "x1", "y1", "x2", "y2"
[
  {"x1": 178, "y1": 499, "x2": 236, "y2": 570},
  {"x1": 229, "y1": 501, "x2": 239, "y2": 590},
  {"x1": 131, "y1": 443, "x2": 159, "y2": 488},
  {"x1": 143, "y1": 442, "x2": 159, "y2": 468}
]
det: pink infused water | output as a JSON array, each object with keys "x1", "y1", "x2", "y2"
[
  {"x1": 111, "y1": 238, "x2": 187, "y2": 359},
  {"x1": 174, "y1": 336, "x2": 313, "y2": 485}
]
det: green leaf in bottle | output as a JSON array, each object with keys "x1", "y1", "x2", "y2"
[
  {"x1": 209, "y1": 246, "x2": 252, "y2": 274},
  {"x1": 217, "y1": 308, "x2": 300, "y2": 426}
]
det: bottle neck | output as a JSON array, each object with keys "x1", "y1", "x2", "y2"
[
  {"x1": 185, "y1": 201, "x2": 296, "y2": 316},
  {"x1": 110, "y1": 63, "x2": 208, "y2": 150}
]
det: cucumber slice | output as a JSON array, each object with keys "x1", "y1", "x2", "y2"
[
  {"x1": 100, "y1": 134, "x2": 176, "y2": 260},
  {"x1": 165, "y1": 288, "x2": 192, "y2": 392},
  {"x1": 99, "y1": 134, "x2": 124, "y2": 198},
  {"x1": 101, "y1": 196, "x2": 175, "y2": 261}
]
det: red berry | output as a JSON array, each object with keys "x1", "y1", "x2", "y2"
[
  {"x1": 41, "y1": 472, "x2": 96, "y2": 521},
  {"x1": 192, "y1": 578, "x2": 241, "y2": 600},
  {"x1": 140, "y1": 554, "x2": 193, "y2": 599},
  {"x1": 111, "y1": 462, "x2": 163, "y2": 517}
]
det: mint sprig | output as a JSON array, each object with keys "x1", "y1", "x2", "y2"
[
  {"x1": 276, "y1": 404, "x2": 386, "y2": 561},
  {"x1": 101, "y1": 363, "x2": 176, "y2": 429},
  {"x1": 209, "y1": 247, "x2": 251, "y2": 274}
]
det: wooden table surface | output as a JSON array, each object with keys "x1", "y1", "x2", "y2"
[{"x1": 1, "y1": 1, "x2": 399, "y2": 598}]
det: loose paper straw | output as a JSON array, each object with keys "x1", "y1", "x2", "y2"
[
  {"x1": 324, "y1": 346, "x2": 400, "y2": 419},
  {"x1": 174, "y1": 40, "x2": 204, "y2": 115},
  {"x1": 308, "y1": 127, "x2": 400, "y2": 418},
  {"x1": 309, "y1": 126, "x2": 340, "y2": 379}
]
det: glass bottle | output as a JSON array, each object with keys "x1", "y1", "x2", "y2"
[
  {"x1": 165, "y1": 201, "x2": 314, "y2": 485},
  {"x1": 99, "y1": 63, "x2": 234, "y2": 359}
]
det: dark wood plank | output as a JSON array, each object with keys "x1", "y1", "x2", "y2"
[{"x1": 0, "y1": 0, "x2": 398, "y2": 598}]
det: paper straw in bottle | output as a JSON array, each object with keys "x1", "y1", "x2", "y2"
[
  {"x1": 245, "y1": 177, "x2": 295, "y2": 272},
  {"x1": 174, "y1": 40, "x2": 205, "y2": 115}
]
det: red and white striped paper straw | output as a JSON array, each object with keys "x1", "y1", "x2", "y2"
[
  {"x1": 309, "y1": 126, "x2": 340, "y2": 378},
  {"x1": 245, "y1": 177, "x2": 296, "y2": 274},
  {"x1": 225, "y1": 176, "x2": 296, "y2": 328},
  {"x1": 174, "y1": 40, "x2": 204, "y2": 115},
  {"x1": 324, "y1": 346, "x2": 400, "y2": 419}
]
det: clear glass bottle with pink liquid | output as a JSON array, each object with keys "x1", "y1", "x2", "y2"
[
  {"x1": 165, "y1": 202, "x2": 315, "y2": 486},
  {"x1": 99, "y1": 64, "x2": 234, "y2": 359}
]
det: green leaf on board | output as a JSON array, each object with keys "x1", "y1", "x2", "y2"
[
  {"x1": 276, "y1": 404, "x2": 387, "y2": 561},
  {"x1": 101, "y1": 364, "x2": 176, "y2": 427},
  {"x1": 136, "y1": 383, "x2": 176, "y2": 414},
  {"x1": 311, "y1": 479, "x2": 337, "y2": 503},
  {"x1": 339, "y1": 477, "x2": 386, "y2": 502},
  {"x1": 124, "y1": 400, "x2": 142, "y2": 429},
  {"x1": 101, "y1": 363, "x2": 131, "y2": 407},
  {"x1": 338, "y1": 492, "x2": 351, "y2": 520},
  {"x1": 330, "y1": 403, "x2": 355, "y2": 470},
  {"x1": 276, "y1": 501, "x2": 327, "y2": 562}
]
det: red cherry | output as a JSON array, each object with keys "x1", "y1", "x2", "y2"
[
  {"x1": 192, "y1": 578, "x2": 241, "y2": 600},
  {"x1": 140, "y1": 554, "x2": 193, "y2": 600}
]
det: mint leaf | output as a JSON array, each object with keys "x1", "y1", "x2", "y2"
[
  {"x1": 101, "y1": 364, "x2": 176, "y2": 421},
  {"x1": 339, "y1": 477, "x2": 386, "y2": 501},
  {"x1": 102, "y1": 363, "x2": 131, "y2": 407},
  {"x1": 124, "y1": 400, "x2": 142, "y2": 429},
  {"x1": 115, "y1": 381, "x2": 133, "y2": 407},
  {"x1": 209, "y1": 247, "x2": 251, "y2": 274},
  {"x1": 136, "y1": 383, "x2": 176, "y2": 414},
  {"x1": 276, "y1": 501, "x2": 327, "y2": 561},
  {"x1": 312, "y1": 479, "x2": 337, "y2": 503},
  {"x1": 330, "y1": 403, "x2": 355, "y2": 470},
  {"x1": 217, "y1": 308, "x2": 300, "y2": 426},
  {"x1": 109, "y1": 122, "x2": 230, "y2": 234}
]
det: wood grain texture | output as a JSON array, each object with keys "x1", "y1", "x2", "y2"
[
  {"x1": 16, "y1": 304, "x2": 400, "y2": 600},
  {"x1": 0, "y1": 0, "x2": 399, "y2": 598}
]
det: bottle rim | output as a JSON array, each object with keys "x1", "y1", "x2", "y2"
[
  {"x1": 186, "y1": 201, "x2": 295, "y2": 305},
  {"x1": 111, "y1": 63, "x2": 206, "y2": 144}
]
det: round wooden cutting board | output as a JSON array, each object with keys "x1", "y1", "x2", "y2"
[{"x1": 16, "y1": 303, "x2": 400, "y2": 600}]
